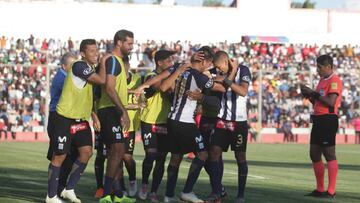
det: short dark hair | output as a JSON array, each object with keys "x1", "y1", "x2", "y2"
[
  {"x1": 60, "y1": 52, "x2": 76, "y2": 65},
  {"x1": 316, "y1": 55, "x2": 333, "y2": 67},
  {"x1": 114, "y1": 29, "x2": 134, "y2": 46},
  {"x1": 214, "y1": 50, "x2": 229, "y2": 63},
  {"x1": 80, "y1": 39, "x2": 96, "y2": 53},
  {"x1": 192, "y1": 46, "x2": 215, "y2": 62}
]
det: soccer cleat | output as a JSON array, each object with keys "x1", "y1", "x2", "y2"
[
  {"x1": 60, "y1": 189, "x2": 81, "y2": 203},
  {"x1": 304, "y1": 189, "x2": 326, "y2": 197},
  {"x1": 138, "y1": 183, "x2": 148, "y2": 200},
  {"x1": 221, "y1": 186, "x2": 227, "y2": 198},
  {"x1": 148, "y1": 192, "x2": 160, "y2": 203},
  {"x1": 99, "y1": 195, "x2": 113, "y2": 203},
  {"x1": 95, "y1": 188, "x2": 104, "y2": 199},
  {"x1": 45, "y1": 195, "x2": 64, "y2": 203},
  {"x1": 180, "y1": 192, "x2": 204, "y2": 203},
  {"x1": 234, "y1": 197, "x2": 245, "y2": 203},
  {"x1": 128, "y1": 180, "x2": 137, "y2": 197},
  {"x1": 322, "y1": 191, "x2": 336, "y2": 199},
  {"x1": 113, "y1": 195, "x2": 137, "y2": 203},
  {"x1": 205, "y1": 194, "x2": 221, "y2": 203},
  {"x1": 164, "y1": 195, "x2": 181, "y2": 202}
]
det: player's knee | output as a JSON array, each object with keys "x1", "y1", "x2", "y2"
[
  {"x1": 309, "y1": 153, "x2": 321, "y2": 162},
  {"x1": 123, "y1": 154, "x2": 133, "y2": 163},
  {"x1": 235, "y1": 151, "x2": 246, "y2": 162},
  {"x1": 169, "y1": 154, "x2": 182, "y2": 166},
  {"x1": 197, "y1": 151, "x2": 208, "y2": 161},
  {"x1": 51, "y1": 154, "x2": 66, "y2": 167}
]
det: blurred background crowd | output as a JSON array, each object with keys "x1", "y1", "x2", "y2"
[{"x1": 0, "y1": 35, "x2": 359, "y2": 133}]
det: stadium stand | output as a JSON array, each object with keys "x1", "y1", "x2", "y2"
[{"x1": 0, "y1": 36, "x2": 359, "y2": 143}]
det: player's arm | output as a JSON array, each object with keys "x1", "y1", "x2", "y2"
[
  {"x1": 188, "y1": 89, "x2": 221, "y2": 109},
  {"x1": 86, "y1": 55, "x2": 109, "y2": 85},
  {"x1": 305, "y1": 79, "x2": 340, "y2": 107},
  {"x1": 159, "y1": 63, "x2": 191, "y2": 92},
  {"x1": 224, "y1": 66, "x2": 251, "y2": 96},
  {"x1": 104, "y1": 57, "x2": 130, "y2": 131},
  {"x1": 135, "y1": 70, "x2": 171, "y2": 93}
]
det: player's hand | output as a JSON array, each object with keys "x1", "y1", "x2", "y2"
[
  {"x1": 100, "y1": 53, "x2": 112, "y2": 69},
  {"x1": 300, "y1": 84, "x2": 314, "y2": 98},
  {"x1": 91, "y1": 112, "x2": 101, "y2": 132},
  {"x1": 134, "y1": 85, "x2": 149, "y2": 97},
  {"x1": 187, "y1": 89, "x2": 204, "y2": 101},
  {"x1": 121, "y1": 111, "x2": 131, "y2": 132},
  {"x1": 193, "y1": 51, "x2": 205, "y2": 61},
  {"x1": 178, "y1": 62, "x2": 191, "y2": 74},
  {"x1": 213, "y1": 75, "x2": 225, "y2": 83},
  {"x1": 228, "y1": 58, "x2": 238, "y2": 74}
]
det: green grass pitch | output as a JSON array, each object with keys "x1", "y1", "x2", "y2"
[{"x1": 0, "y1": 142, "x2": 359, "y2": 203}]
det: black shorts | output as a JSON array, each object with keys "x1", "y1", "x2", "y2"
[
  {"x1": 199, "y1": 116, "x2": 217, "y2": 149},
  {"x1": 53, "y1": 112, "x2": 93, "y2": 155},
  {"x1": 310, "y1": 114, "x2": 338, "y2": 147},
  {"x1": 167, "y1": 119, "x2": 206, "y2": 154},
  {"x1": 95, "y1": 131, "x2": 107, "y2": 158},
  {"x1": 141, "y1": 122, "x2": 170, "y2": 153},
  {"x1": 211, "y1": 119, "x2": 248, "y2": 152},
  {"x1": 124, "y1": 131, "x2": 135, "y2": 155},
  {"x1": 98, "y1": 107, "x2": 124, "y2": 146}
]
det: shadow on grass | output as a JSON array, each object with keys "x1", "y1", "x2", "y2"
[
  {"x1": 1, "y1": 166, "x2": 360, "y2": 203},
  {"x1": 219, "y1": 159, "x2": 360, "y2": 171}
]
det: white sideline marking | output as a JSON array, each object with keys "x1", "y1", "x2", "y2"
[{"x1": 134, "y1": 160, "x2": 268, "y2": 180}]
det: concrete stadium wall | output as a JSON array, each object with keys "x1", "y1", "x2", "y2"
[{"x1": 0, "y1": 0, "x2": 359, "y2": 44}]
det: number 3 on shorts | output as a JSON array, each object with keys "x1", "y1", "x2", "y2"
[{"x1": 236, "y1": 134, "x2": 243, "y2": 147}]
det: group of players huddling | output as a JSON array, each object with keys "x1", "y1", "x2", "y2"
[{"x1": 45, "y1": 29, "x2": 341, "y2": 203}]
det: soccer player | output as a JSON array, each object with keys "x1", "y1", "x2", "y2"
[
  {"x1": 208, "y1": 51, "x2": 252, "y2": 203},
  {"x1": 119, "y1": 55, "x2": 141, "y2": 197},
  {"x1": 97, "y1": 30, "x2": 136, "y2": 203},
  {"x1": 137, "y1": 50, "x2": 176, "y2": 202},
  {"x1": 46, "y1": 52, "x2": 77, "y2": 197},
  {"x1": 160, "y1": 46, "x2": 225, "y2": 203},
  {"x1": 301, "y1": 55, "x2": 342, "y2": 199},
  {"x1": 186, "y1": 67, "x2": 227, "y2": 200},
  {"x1": 46, "y1": 39, "x2": 106, "y2": 203}
]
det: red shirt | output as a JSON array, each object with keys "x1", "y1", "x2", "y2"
[{"x1": 314, "y1": 73, "x2": 342, "y2": 116}]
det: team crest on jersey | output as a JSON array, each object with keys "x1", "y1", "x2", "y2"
[
  {"x1": 83, "y1": 66, "x2": 93, "y2": 76},
  {"x1": 331, "y1": 82, "x2": 338, "y2": 90},
  {"x1": 319, "y1": 89, "x2": 325, "y2": 96},
  {"x1": 205, "y1": 79, "x2": 214, "y2": 88},
  {"x1": 242, "y1": 76, "x2": 250, "y2": 82}
]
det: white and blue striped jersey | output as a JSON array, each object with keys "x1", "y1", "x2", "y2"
[
  {"x1": 218, "y1": 64, "x2": 251, "y2": 122},
  {"x1": 169, "y1": 68, "x2": 214, "y2": 123}
]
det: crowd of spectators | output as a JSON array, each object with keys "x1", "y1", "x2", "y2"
[{"x1": 0, "y1": 35, "x2": 359, "y2": 133}]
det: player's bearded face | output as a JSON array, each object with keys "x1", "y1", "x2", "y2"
[{"x1": 120, "y1": 37, "x2": 134, "y2": 56}]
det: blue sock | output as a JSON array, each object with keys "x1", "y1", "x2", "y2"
[
  {"x1": 66, "y1": 160, "x2": 87, "y2": 190},
  {"x1": 142, "y1": 153, "x2": 157, "y2": 184},
  {"x1": 165, "y1": 165, "x2": 179, "y2": 197},
  {"x1": 48, "y1": 163, "x2": 60, "y2": 198},
  {"x1": 113, "y1": 179, "x2": 123, "y2": 198},
  {"x1": 237, "y1": 161, "x2": 248, "y2": 198},
  {"x1": 103, "y1": 176, "x2": 114, "y2": 196},
  {"x1": 183, "y1": 157, "x2": 205, "y2": 193}
]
